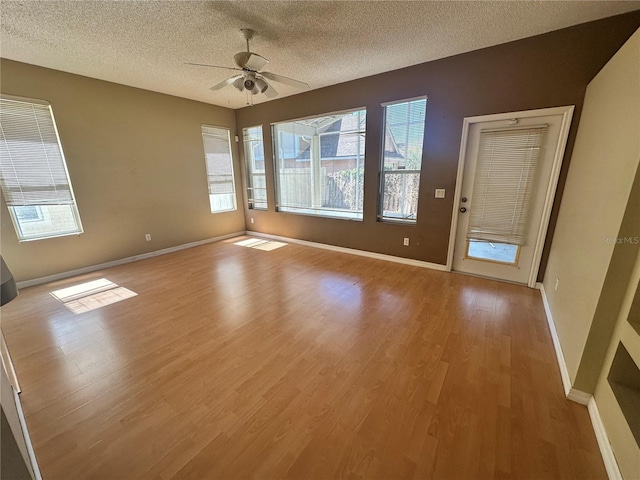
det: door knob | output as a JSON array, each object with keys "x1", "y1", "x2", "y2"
[{"x1": 460, "y1": 207, "x2": 467, "y2": 213}]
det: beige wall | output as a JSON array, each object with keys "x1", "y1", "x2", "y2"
[
  {"x1": 542, "y1": 27, "x2": 640, "y2": 384},
  {"x1": 0, "y1": 60, "x2": 245, "y2": 282},
  {"x1": 543, "y1": 28, "x2": 640, "y2": 478}
]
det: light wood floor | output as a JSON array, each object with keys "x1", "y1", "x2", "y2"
[{"x1": 2, "y1": 237, "x2": 606, "y2": 479}]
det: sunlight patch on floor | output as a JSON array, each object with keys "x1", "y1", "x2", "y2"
[
  {"x1": 50, "y1": 278, "x2": 137, "y2": 314},
  {"x1": 234, "y1": 238, "x2": 287, "y2": 251}
]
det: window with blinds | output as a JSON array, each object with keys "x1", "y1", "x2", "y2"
[
  {"x1": 243, "y1": 126, "x2": 267, "y2": 210},
  {"x1": 201, "y1": 125, "x2": 237, "y2": 213},
  {"x1": 379, "y1": 97, "x2": 427, "y2": 222},
  {"x1": 0, "y1": 96, "x2": 83, "y2": 241},
  {"x1": 466, "y1": 125, "x2": 548, "y2": 245},
  {"x1": 272, "y1": 108, "x2": 366, "y2": 220}
]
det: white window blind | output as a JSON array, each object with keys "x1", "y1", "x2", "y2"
[
  {"x1": 466, "y1": 125, "x2": 547, "y2": 245},
  {"x1": 380, "y1": 97, "x2": 427, "y2": 222},
  {"x1": 201, "y1": 125, "x2": 237, "y2": 213},
  {"x1": 243, "y1": 126, "x2": 267, "y2": 210},
  {"x1": 0, "y1": 96, "x2": 83, "y2": 241}
]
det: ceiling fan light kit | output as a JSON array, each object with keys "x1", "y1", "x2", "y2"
[{"x1": 187, "y1": 28, "x2": 309, "y2": 100}]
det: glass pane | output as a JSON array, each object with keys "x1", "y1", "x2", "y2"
[
  {"x1": 12, "y1": 205, "x2": 81, "y2": 241},
  {"x1": 202, "y1": 126, "x2": 236, "y2": 213},
  {"x1": 209, "y1": 193, "x2": 236, "y2": 213},
  {"x1": 467, "y1": 240, "x2": 519, "y2": 265},
  {"x1": 273, "y1": 109, "x2": 365, "y2": 220},
  {"x1": 383, "y1": 99, "x2": 426, "y2": 169},
  {"x1": 243, "y1": 126, "x2": 267, "y2": 210},
  {"x1": 249, "y1": 174, "x2": 267, "y2": 210},
  {"x1": 381, "y1": 172, "x2": 420, "y2": 221}
]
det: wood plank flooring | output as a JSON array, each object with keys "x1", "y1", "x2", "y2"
[{"x1": 1, "y1": 237, "x2": 606, "y2": 479}]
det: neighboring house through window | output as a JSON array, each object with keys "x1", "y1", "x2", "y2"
[
  {"x1": 0, "y1": 96, "x2": 83, "y2": 241},
  {"x1": 272, "y1": 108, "x2": 366, "y2": 220}
]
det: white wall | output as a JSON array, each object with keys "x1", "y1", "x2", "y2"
[
  {"x1": 543, "y1": 27, "x2": 640, "y2": 480},
  {"x1": 542, "y1": 28, "x2": 640, "y2": 383}
]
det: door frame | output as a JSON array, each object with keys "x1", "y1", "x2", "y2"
[{"x1": 446, "y1": 106, "x2": 575, "y2": 287}]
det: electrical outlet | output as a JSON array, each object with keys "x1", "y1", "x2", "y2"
[
  {"x1": 250, "y1": 218, "x2": 255, "y2": 224},
  {"x1": 403, "y1": 237, "x2": 409, "y2": 246},
  {"x1": 435, "y1": 189, "x2": 446, "y2": 198},
  {"x1": 555, "y1": 278, "x2": 559, "y2": 291},
  {"x1": 145, "y1": 234, "x2": 151, "y2": 241}
]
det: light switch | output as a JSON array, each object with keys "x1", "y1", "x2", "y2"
[{"x1": 435, "y1": 189, "x2": 446, "y2": 198}]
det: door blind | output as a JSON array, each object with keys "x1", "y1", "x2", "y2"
[
  {"x1": 201, "y1": 125, "x2": 236, "y2": 211},
  {"x1": 0, "y1": 98, "x2": 74, "y2": 206},
  {"x1": 466, "y1": 125, "x2": 547, "y2": 245}
]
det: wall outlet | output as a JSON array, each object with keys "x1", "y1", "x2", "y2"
[
  {"x1": 403, "y1": 237, "x2": 410, "y2": 246},
  {"x1": 250, "y1": 217, "x2": 255, "y2": 224},
  {"x1": 555, "y1": 278, "x2": 559, "y2": 291},
  {"x1": 435, "y1": 188, "x2": 446, "y2": 198},
  {"x1": 145, "y1": 234, "x2": 151, "y2": 241}
]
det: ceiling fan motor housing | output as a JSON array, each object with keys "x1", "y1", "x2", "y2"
[
  {"x1": 243, "y1": 74, "x2": 268, "y2": 94},
  {"x1": 243, "y1": 77, "x2": 256, "y2": 90}
]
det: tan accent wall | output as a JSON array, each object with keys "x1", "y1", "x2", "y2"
[
  {"x1": 0, "y1": 60, "x2": 245, "y2": 282},
  {"x1": 235, "y1": 12, "x2": 640, "y2": 276}
]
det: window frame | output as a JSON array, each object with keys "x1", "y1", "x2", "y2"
[
  {"x1": 378, "y1": 96, "x2": 428, "y2": 224},
  {"x1": 242, "y1": 125, "x2": 267, "y2": 210},
  {"x1": 0, "y1": 94, "x2": 84, "y2": 242},
  {"x1": 201, "y1": 124, "x2": 237, "y2": 214},
  {"x1": 271, "y1": 107, "x2": 367, "y2": 221}
]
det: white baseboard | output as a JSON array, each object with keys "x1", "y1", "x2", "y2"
[
  {"x1": 567, "y1": 388, "x2": 592, "y2": 406},
  {"x1": 247, "y1": 231, "x2": 448, "y2": 272},
  {"x1": 588, "y1": 397, "x2": 622, "y2": 480},
  {"x1": 538, "y1": 283, "x2": 575, "y2": 398},
  {"x1": 13, "y1": 387, "x2": 42, "y2": 480},
  {"x1": 16, "y1": 231, "x2": 245, "y2": 289}
]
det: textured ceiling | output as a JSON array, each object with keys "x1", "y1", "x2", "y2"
[{"x1": 1, "y1": 1, "x2": 639, "y2": 109}]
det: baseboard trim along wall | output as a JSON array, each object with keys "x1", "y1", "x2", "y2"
[
  {"x1": 536, "y1": 283, "x2": 622, "y2": 480},
  {"x1": 16, "y1": 231, "x2": 245, "y2": 289},
  {"x1": 588, "y1": 397, "x2": 623, "y2": 480},
  {"x1": 537, "y1": 283, "x2": 575, "y2": 398},
  {"x1": 13, "y1": 387, "x2": 42, "y2": 480},
  {"x1": 247, "y1": 231, "x2": 448, "y2": 272}
]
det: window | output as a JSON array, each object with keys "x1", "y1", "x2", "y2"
[
  {"x1": 201, "y1": 125, "x2": 237, "y2": 213},
  {"x1": 379, "y1": 97, "x2": 427, "y2": 222},
  {"x1": 272, "y1": 108, "x2": 366, "y2": 220},
  {"x1": 243, "y1": 126, "x2": 267, "y2": 210},
  {"x1": 0, "y1": 96, "x2": 83, "y2": 241}
]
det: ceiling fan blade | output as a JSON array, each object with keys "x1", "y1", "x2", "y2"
[
  {"x1": 210, "y1": 75, "x2": 243, "y2": 91},
  {"x1": 234, "y1": 52, "x2": 269, "y2": 71},
  {"x1": 261, "y1": 71, "x2": 309, "y2": 89},
  {"x1": 262, "y1": 80, "x2": 278, "y2": 98},
  {"x1": 186, "y1": 62, "x2": 243, "y2": 72}
]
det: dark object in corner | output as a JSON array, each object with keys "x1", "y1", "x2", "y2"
[{"x1": 1, "y1": 256, "x2": 18, "y2": 306}]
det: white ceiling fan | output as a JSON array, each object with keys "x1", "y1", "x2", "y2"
[{"x1": 187, "y1": 28, "x2": 309, "y2": 99}]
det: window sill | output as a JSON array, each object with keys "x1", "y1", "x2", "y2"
[
  {"x1": 210, "y1": 208, "x2": 238, "y2": 214},
  {"x1": 277, "y1": 207, "x2": 363, "y2": 221},
  {"x1": 18, "y1": 231, "x2": 83, "y2": 242},
  {"x1": 378, "y1": 216, "x2": 417, "y2": 225}
]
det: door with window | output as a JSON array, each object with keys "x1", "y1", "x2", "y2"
[{"x1": 451, "y1": 106, "x2": 573, "y2": 286}]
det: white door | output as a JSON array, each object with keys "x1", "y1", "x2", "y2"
[{"x1": 450, "y1": 106, "x2": 573, "y2": 286}]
